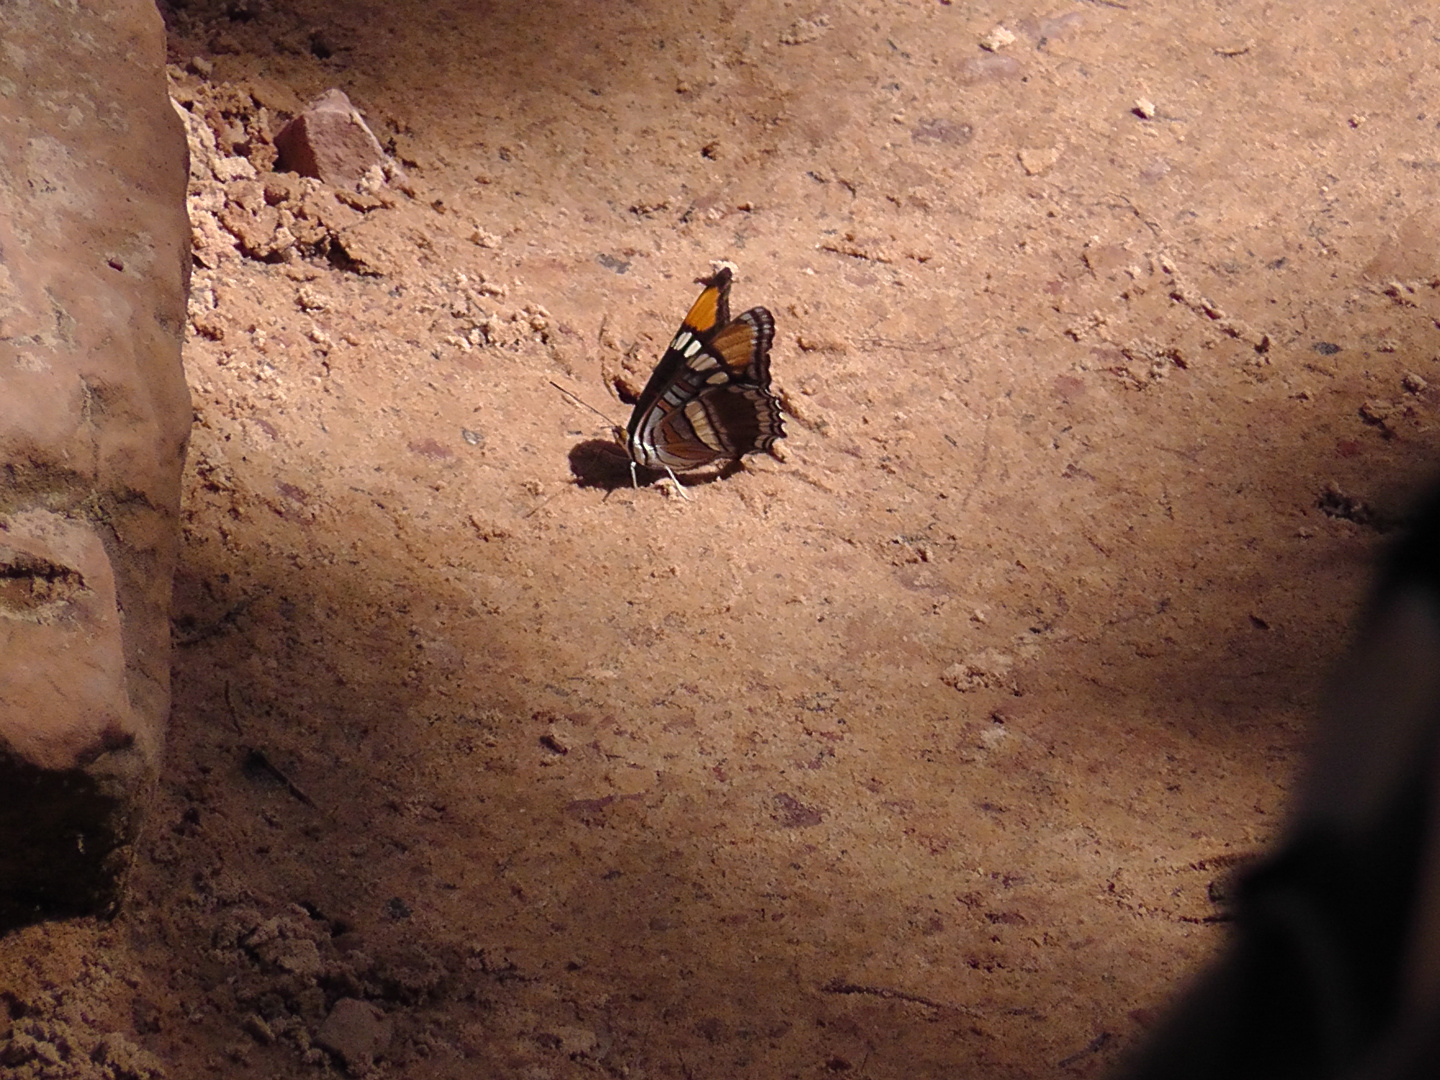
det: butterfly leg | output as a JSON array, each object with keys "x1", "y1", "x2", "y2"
[{"x1": 664, "y1": 466, "x2": 690, "y2": 501}]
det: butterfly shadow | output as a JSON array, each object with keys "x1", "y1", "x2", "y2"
[{"x1": 566, "y1": 440, "x2": 742, "y2": 497}]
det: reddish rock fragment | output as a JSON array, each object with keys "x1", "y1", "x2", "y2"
[
  {"x1": 274, "y1": 89, "x2": 390, "y2": 191},
  {"x1": 0, "y1": 0, "x2": 190, "y2": 928},
  {"x1": 316, "y1": 998, "x2": 393, "y2": 1075}
]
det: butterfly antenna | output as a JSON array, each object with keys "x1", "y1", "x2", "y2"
[{"x1": 550, "y1": 381, "x2": 621, "y2": 429}]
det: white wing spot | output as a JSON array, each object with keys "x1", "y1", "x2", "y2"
[
  {"x1": 683, "y1": 337, "x2": 703, "y2": 358},
  {"x1": 684, "y1": 400, "x2": 725, "y2": 450}
]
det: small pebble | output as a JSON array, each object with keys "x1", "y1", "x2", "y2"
[
  {"x1": 1019, "y1": 146, "x2": 1060, "y2": 176},
  {"x1": 980, "y1": 26, "x2": 1016, "y2": 52},
  {"x1": 1359, "y1": 400, "x2": 1395, "y2": 425},
  {"x1": 1133, "y1": 98, "x2": 1157, "y2": 119}
]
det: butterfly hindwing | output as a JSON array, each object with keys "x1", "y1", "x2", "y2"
[
  {"x1": 692, "y1": 383, "x2": 783, "y2": 457},
  {"x1": 706, "y1": 308, "x2": 774, "y2": 382},
  {"x1": 646, "y1": 381, "x2": 782, "y2": 465}
]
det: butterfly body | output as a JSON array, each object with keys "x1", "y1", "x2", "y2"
[{"x1": 625, "y1": 268, "x2": 784, "y2": 487}]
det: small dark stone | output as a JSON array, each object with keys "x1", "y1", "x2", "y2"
[
  {"x1": 309, "y1": 30, "x2": 336, "y2": 59},
  {"x1": 316, "y1": 998, "x2": 393, "y2": 1075},
  {"x1": 132, "y1": 997, "x2": 161, "y2": 1034}
]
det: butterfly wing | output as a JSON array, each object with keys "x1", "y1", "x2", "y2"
[
  {"x1": 648, "y1": 380, "x2": 785, "y2": 468},
  {"x1": 684, "y1": 267, "x2": 731, "y2": 337},
  {"x1": 707, "y1": 306, "x2": 775, "y2": 384},
  {"x1": 627, "y1": 271, "x2": 785, "y2": 473},
  {"x1": 627, "y1": 269, "x2": 731, "y2": 440}
]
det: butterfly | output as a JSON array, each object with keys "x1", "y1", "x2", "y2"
[{"x1": 624, "y1": 267, "x2": 785, "y2": 495}]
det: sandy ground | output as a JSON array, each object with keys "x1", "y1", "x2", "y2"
[{"x1": 6, "y1": 1, "x2": 1440, "y2": 1077}]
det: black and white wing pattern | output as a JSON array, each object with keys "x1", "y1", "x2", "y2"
[{"x1": 625, "y1": 268, "x2": 785, "y2": 476}]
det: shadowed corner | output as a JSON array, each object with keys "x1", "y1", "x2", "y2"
[
  {"x1": 1112, "y1": 482, "x2": 1440, "y2": 1080},
  {"x1": 0, "y1": 750, "x2": 133, "y2": 936}
]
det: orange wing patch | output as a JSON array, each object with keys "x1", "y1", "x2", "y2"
[
  {"x1": 680, "y1": 270, "x2": 731, "y2": 335},
  {"x1": 682, "y1": 285, "x2": 721, "y2": 334},
  {"x1": 706, "y1": 319, "x2": 760, "y2": 371}
]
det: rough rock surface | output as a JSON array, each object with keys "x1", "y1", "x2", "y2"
[
  {"x1": 273, "y1": 89, "x2": 392, "y2": 192},
  {"x1": 315, "y1": 998, "x2": 393, "y2": 1075},
  {"x1": 0, "y1": 0, "x2": 191, "y2": 925}
]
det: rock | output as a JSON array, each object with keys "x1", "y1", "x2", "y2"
[
  {"x1": 979, "y1": 25, "x2": 1017, "y2": 52},
  {"x1": 941, "y1": 649, "x2": 1018, "y2": 693},
  {"x1": 778, "y1": 14, "x2": 831, "y2": 46},
  {"x1": 316, "y1": 998, "x2": 393, "y2": 1075},
  {"x1": 1019, "y1": 146, "x2": 1061, "y2": 176},
  {"x1": 0, "y1": 513, "x2": 133, "y2": 772},
  {"x1": 274, "y1": 89, "x2": 391, "y2": 191},
  {"x1": 332, "y1": 213, "x2": 402, "y2": 275},
  {"x1": 242, "y1": 1012, "x2": 275, "y2": 1044},
  {"x1": 0, "y1": 0, "x2": 191, "y2": 926},
  {"x1": 543, "y1": 1024, "x2": 599, "y2": 1056},
  {"x1": 373, "y1": 943, "x2": 446, "y2": 1002},
  {"x1": 1360, "y1": 399, "x2": 1396, "y2": 427},
  {"x1": 176, "y1": 90, "x2": 376, "y2": 269},
  {"x1": 0, "y1": 1019, "x2": 165, "y2": 1079}
]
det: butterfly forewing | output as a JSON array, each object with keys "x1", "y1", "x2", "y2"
[
  {"x1": 681, "y1": 268, "x2": 730, "y2": 336},
  {"x1": 626, "y1": 270, "x2": 731, "y2": 443}
]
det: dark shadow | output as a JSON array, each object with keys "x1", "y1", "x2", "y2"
[
  {"x1": 1043, "y1": 457, "x2": 1440, "y2": 761},
  {"x1": 565, "y1": 439, "x2": 631, "y2": 492},
  {"x1": 155, "y1": 0, "x2": 717, "y2": 129},
  {"x1": 566, "y1": 439, "x2": 746, "y2": 495},
  {"x1": 134, "y1": 494, "x2": 873, "y2": 1075},
  {"x1": 0, "y1": 753, "x2": 131, "y2": 934}
]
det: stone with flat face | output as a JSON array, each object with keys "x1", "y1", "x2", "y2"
[
  {"x1": 274, "y1": 88, "x2": 390, "y2": 191},
  {"x1": 0, "y1": 0, "x2": 191, "y2": 927}
]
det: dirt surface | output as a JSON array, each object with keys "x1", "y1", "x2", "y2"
[{"x1": 7, "y1": 1, "x2": 1440, "y2": 1077}]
